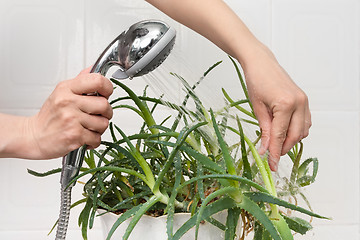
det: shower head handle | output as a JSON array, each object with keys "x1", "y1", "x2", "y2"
[
  {"x1": 90, "y1": 32, "x2": 125, "y2": 75},
  {"x1": 61, "y1": 20, "x2": 176, "y2": 187}
]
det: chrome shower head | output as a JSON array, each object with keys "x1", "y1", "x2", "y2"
[
  {"x1": 56, "y1": 20, "x2": 176, "y2": 240},
  {"x1": 91, "y1": 19, "x2": 176, "y2": 79}
]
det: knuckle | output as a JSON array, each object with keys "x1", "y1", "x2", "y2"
[
  {"x1": 99, "y1": 118, "x2": 109, "y2": 133},
  {"x1": 92, "y1": 73, "x2": 106, "y2": 90},
  {"x1": 273, "y1": 129, "x2": 287, "y2": 141},
  {"x1": 297, "y1": 92, "x2": 308, "y2": 105},
  {"x1": 274, "y1": 91, "x2": 308, "y2": 112},
  {"x1": 60, "y1": 111, "x2": 77, "y2": 124},
  {"x1": 54, "y1": 97, "x2": 72, "y2": 109},
  {"x1": 98, "y1": 97, "x2": 110, "y2": 110},
  {"x1": 274, "y1": 96, "x2": 296, "y2": 111},
  {"x1": 64, "y1": 129, "x2": 84, "y2": 149},
  {"x1": 55, "y1": 80, "x2": 68, "y2": 90},
  {"x1": 108, "y1": 106, "x2": 114, "y2": 119},
  {"x1": 287, "y1": 133, "x2": 302, "y2": 144},
  {"x1": 91, "y1": 134, "x2": 102, "y2": 148},
  {"x1": 303, "y1": 131, "x2": 309, "y2": 138},
  {"x1": 303, "y1": 129, "x2": 310, "y2": 138}
]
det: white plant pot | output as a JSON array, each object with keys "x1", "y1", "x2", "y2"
[{"x1": 98, "y1": 209, "x2": 241, "y2": 240}]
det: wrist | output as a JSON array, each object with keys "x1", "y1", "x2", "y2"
[
  {"x1": 0, "y1": 114, "x2": 39, "y2": 159},
  {"x1": 0, "y1": 114, "x2": 25, "y2": 158},
  {"x1": 234, "y1": 40, "x2": 276, "y2": 73}
]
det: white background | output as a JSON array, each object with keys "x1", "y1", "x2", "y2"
[{"x1": 0, "y1": 0, "x2": 359, "y2": 239}]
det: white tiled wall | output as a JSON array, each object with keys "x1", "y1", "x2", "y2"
[{"x1": 0, "y1": 0, "x2": 359, "y2": 239}]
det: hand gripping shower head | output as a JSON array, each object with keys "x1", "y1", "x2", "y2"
[{"x1": 56, "y1": 20, "x2": 176, "y2": 240}]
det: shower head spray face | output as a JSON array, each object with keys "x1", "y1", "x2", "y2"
[{"x1": 91, "y1": 20, "x2": 176, "y2": 79}]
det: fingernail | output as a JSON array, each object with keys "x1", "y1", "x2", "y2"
[
  {"x1": 258, "y1": 145, "x2": 266, "y2": 155},
  {"x1": 268, "y1": 157, "x2": 278, "y2": 172}
]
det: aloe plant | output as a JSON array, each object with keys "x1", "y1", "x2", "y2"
[{"x1": 29, "y1": 57, "x2": 328, "y2": 239}]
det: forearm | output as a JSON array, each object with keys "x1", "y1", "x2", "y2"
[
  {"x1": 147, "y1": 0, "x2": 311, "y2": 171},
  {"x1": 0, "y1": 113, "x2": 34, "y2": 159},
  {"x1": 146, "y1": 0, "x2": 267, "y2": 68}
]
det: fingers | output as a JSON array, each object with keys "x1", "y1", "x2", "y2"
[
  {"x1": 79, "y1": 110, "x2": 110, "y2": 134},
  {"x1": 70, "y1": 73, "x2": 114, "y2": 98},
  {"x1": 77, "y1": 95, "x2": 113, "y2": 120},
  {"x1": 253, "y1": 103, "x2": 272, "y2": 156},
  {"x1": 268, "y1": 94, "x2": 311, "y2": 171},
  {"x1": 281, "y1": 107, "x2": 306, "y2": 156},
  {"x1": 267, "y1": 101, "x2": 293, "y2": 171}
]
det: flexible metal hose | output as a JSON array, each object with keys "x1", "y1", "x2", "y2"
[{"x1": 55, "y1": 185, "x2": 72, "y2": 240}]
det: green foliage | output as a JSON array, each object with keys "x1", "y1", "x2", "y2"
[{"x1": 28, "y1": 57, "x2": 328, "y2": 239}]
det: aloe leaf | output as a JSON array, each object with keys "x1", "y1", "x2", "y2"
[
  {"x1": 225, "y1": 207, "x2": 241, "y2": 240},
  {"x1": 68, "y1": 166, "x2": 147, "y2": 187},
  {"x1": 297, "y1": 158, "x2": 319, "y2": 187},
  {"x1": 222, "y1": 88, "x2": 256, "y2": 119},
  {"x1": 196, "y1": 162, "x2": 206, "y2": 201},
  {"x1": 78, "y1": 197, "x2": 93, "y2": 240},
  {"x1": 245, "y1": 192, "x2": 328, "y2": 219},
  {"x1": 228, "y1": 55, "x2": 253, "y2": 111},
  {"x1": 282, "y1": 215, "x2": 313, "y2": 235},
  {"x1": 253, "y1": 221, "x2": 264, "y2": 240},
  {"x1": 271, "y1": 214, "x2": 294, "y2": 240},
  {"x1": 170, "y1": 62, "x2": 216, "y2": 131},
  {"x1": 114, "y1": 125, "x2": 155, "y2": 188},
  {"x1": 171, "y1": 72, "x2": 204, "y2": 118},
  {"x1": 238, "y1": 196, "x2": 282, "y2": 240},
  {"x1": 109, "y1": 122, "x2": 117, "y2": 142},
  {"x1": 177, "y1": 174, "x2": 268, "y2": 193},
  {"x1": 166, "y1": 153, "x2": 183, "y2": 239},
  {"x1": 290, "y1": 142, "x2": 304, "y2": 184},
  {"x1": 203, "y1": 60, "x2": 222, "y2": 77},
  {"x1": 262, "y1": 230, "x2": 272, "y2": 240},
  {"x1": 154, "y1": 122, "x2": 207, "y2": 192},
  {"x1": 206, "y1": 217, "x2": 227, "y2": 231},
  {"x1": 195, "y1": 187, "x2": 240, "y2": 239},
  {"x1": 112, "y1": 104, "x2": 144, "y2": 118},
  {"x1": 27, "y1": 168, "x2": 62, "y2": 177},
  {"x1": 111, "y1": 95, "x2": 182, "y2": 113},
  {"x1": 122, "y1": 195, "x2": 160, "y2": 240},
  {"x1": 111, "y1": 79, "x2": 158, "y2": 134},
  {"x1": 173, "y1": 197, "x2": 237, "y2": 240},
  {"x1": 84, "y1": 149, "x2": 96, "y2": 169},
  {"x1": 88, "y1": 184, "x2": 101, "y2": 229},
  {"x1": 148, "y1": 140, "x2": 225, "y2": 174},
  {"x1": 110, "y1": 191, "x2": 151, "y2": 211},
  {"x1": 210, "y1": 109, "x2": 237, "y2": 177},
  {"x1": 236, "y1": 116, "x2": 252, "y2": 181},
  {"x1": 105, "y1": 204, "x2": 143, "y2": 240}
]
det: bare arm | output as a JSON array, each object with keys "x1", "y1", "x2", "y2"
[
  {"x1": 146, "y1": 0, "x2": 311, "y2": 171},
  {"x1": 0, "y1": 68, "x2": 113, "y2": 159}
]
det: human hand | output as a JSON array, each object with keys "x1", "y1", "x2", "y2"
[
  {"x1": 242, "y1": 45, "x2": 311, "y2": 171},
  {"x1": 26, "y1": 67, "x2": 113, "y2": 159}
]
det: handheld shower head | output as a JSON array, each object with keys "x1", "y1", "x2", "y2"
[
  {"x1": 91, "y1": 19, "x2": 176, "y2": 79},
  {"x1": 61, "y1": 19, "x2": 176, "y2": 187},
  {"x1": 56, "y1": 20, "x2": 176, "y2": 240}
]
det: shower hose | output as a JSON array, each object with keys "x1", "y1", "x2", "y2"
[{"x1": 55, "y1": 184, "x2": 72, "y2": 240}]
